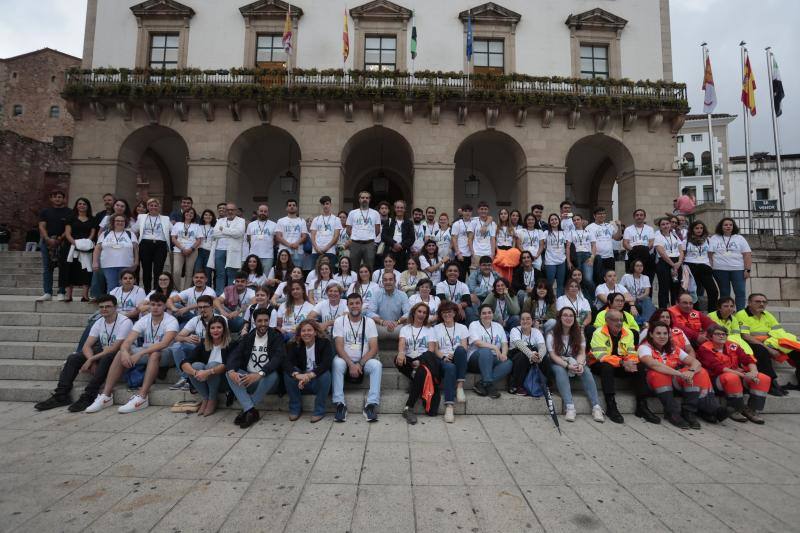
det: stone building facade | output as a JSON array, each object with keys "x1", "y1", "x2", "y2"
[{"x1": 66, "y1": 0, "x2": 686, "y2": 221}]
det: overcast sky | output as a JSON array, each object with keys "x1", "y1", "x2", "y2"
[{"x1": 0, "y1": 0, "x2": 796, "y2": 156}]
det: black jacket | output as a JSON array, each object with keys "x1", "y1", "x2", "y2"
[
  {"x1": 511, "y1": 266, "x2": 541, "y2": 293},
  {"x1": 382, "y1": 217, "x2": 414, "y2": 251},
  {"x1": 180, "y1": 341, "x2": 238, "y2": 370},
  {"x1": 284, "y1": 337, "x2": 334, "y2": 377},
  {"x1": 227, "y1": 328, "x2": 286, "y2": 375}
]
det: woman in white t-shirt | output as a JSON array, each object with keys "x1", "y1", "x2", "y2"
[
  {"x1": 620, "y1": 258, "x2": 655, "y2": 325},
  {"x1": 408, "y1": 279, "x2": 440, "y2": 324},
  {"x1": 467, "y1": 304, "x2": 510, "y2": 398},
  {"x1": 545, "y1": 307, "x2": 603, "y2": 422},
  {"x1": 333, "y1": 256, "x2": 356, "y2": 292},
  {"x1": 170, "y1": 207, "x2": 201, "y2": 290},
  {"x1": 307, "y1": 261, "x2": 334, "y2": 304},
  {"x1": 193, "y1": 209, "x2": 216, "y2": 281},
  {"x1": 92, "y1": 214, "x2": 139, "y2": 292},
  {"x1": 653, "y1": 216, "x2": 685, "y2": 308},
  {"x1": 271, "y1": 266, "x2": 304, "y2": 306},
  {"x1": 348, "y1": 265, "x2": 379, "y2": 316},
  {"x1": 708, "y1": 217, "x2": 752, "y2": 310},
  {"x1": 396, "y1": 303, "x2": 437, "y2": 422},
  {"x1": 683, "y1": 220, "x2": 718, "y2": 310},
  {"x1": 556, "y1": 279, "x2": 593, "y2": 332},
  {"x1": 179, "y1": 316, "x2": 233, "y2": 416},
  {"x1": 543, "y1": 213, "x2": 569, "y2": 297},
  {"x1": 276, "y1": 280, "x2": 314, "y2": 340},
  {"x1": 432, "y1": 301, "x2": 470, "y2": 413},
  {"x1": 419, "y1": 240, "x2": 446, "y2": 286},
  {"x1": 399, "y1": 256, "x2": 429, "y2": 297},
  {"x1": 507, "y1": 311, "x2": 546, "y2": 395},
  {"x1": 515, "y1": 213, "x2": 545, "y2": 270},
  {"x1": 242, "y1": 254, "x2": 268, "y2": 290}
]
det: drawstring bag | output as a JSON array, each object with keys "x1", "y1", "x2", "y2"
[
  {"x1": 523, "y1": 365, "x2": 545, "y2": 397},
  {"x1": 125, "y1": 366, "x2": 145, "y2": 389}
]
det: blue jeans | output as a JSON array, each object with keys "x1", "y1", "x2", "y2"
[
  {"x1": 195, "y1": 248, "x2": 212, "y2": 281},
  {"x1": 164, "y1": 341, "x2": 197, "y2": 379},
  {"x1": 503, "y1": 315, "x2": 521, "y2": 332},
  {"x1": 549, "y1": 359, "x2": 600, "y2": 407},
  {"x1": 227, "y1": 316, "x2": 245, "y2": 333},
  {"x1": 40, "y1": 241, "x2": 66, "y2": 295},
  {"x1": 544, "y1": 262, "x2": 567, "y2": 296},
  {"x1": 214, "y1": 249, "x2": 236, "y2": 294},
  {"x1": 89, "y1": 268, "x2": 106, "y2": 299},
  {"x1": 441, "y1": 346, "x2": 468, "y2": 403},
  {"x1": 332, "y1": 356, "x2": 382, "y2": 406},
  {"x1": 102, "y1": 267, "x2": 126, "y2": 292},
  {"x1": 468, "y1": 348, "x2": 513, "y2": 385},
  {"x1": 259, "y1": 258, "x2": 274, "y2": 277},
  {"x1": 635, "y1": 296, "x2": 656, "y2": 326},
  {"x1": 76, "y1": 312, "x2": 102, "y2": 351},
  {"x1": 226, "y1": 370, "x2": 279, "y2": 412},
  {"x1": 574, "y1": 251, "x2": 595, "y2": 297},
  {"x1": 713, "y1": 269, "x2": 747, "y2": 310},
  {"x1": 284, "y1": 371, "x2": 332, "y2": 416},
  {"x1": 188, "y1": 361, "x2": 223, "y2": 400}
]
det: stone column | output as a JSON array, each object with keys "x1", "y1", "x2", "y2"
[
  {"x1": 617, "y1": 170, "x2": 679, "y2": 225},
  {"x1": 413, "y1": 163, "x2": 455, "y2": 217},
  {"x1": 187, "y1": 159, "x2": 231, "y2": 210},
  {"x1": 522, "y1": 165, "x2": 566, "y2": 211},
  {"x1": 299, "y1": 160, "x2": 342, "y2": 218}
]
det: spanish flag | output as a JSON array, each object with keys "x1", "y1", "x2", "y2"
[
  {"x1": 343, "y1": 8, "x2": 350, "y2": 62},
  {"x1": 741, "y1": 54, "x2": 757, "y2": 116}
]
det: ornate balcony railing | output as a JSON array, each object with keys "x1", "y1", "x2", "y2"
[{"x1": 64, "y1": 67, "x2": 688, "y2": 112}]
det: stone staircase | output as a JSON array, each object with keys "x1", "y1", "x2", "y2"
[{"x1": 0, "y1": 250, "x2": 799, "y2": 415}]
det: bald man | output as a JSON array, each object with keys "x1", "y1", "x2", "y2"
[{"x1": 211, "y1": 202, "x2": 246, "y2": 293}]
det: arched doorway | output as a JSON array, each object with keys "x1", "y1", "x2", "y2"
[
  {"x1": 341, "y1": 127, "x2": 413, "y2": 209},
  {"x1": 564, "y1": 134, "x2": 635, "y2": 219},
  {"x1": 453, "y1": 131, "x2": 526, "y2": 211},
  {"x1": 227, "y1": 125, "x2": 301, "y2": 219},
  {"x1": 116, "y1": 125, "x2": 189, "y2": 211}
]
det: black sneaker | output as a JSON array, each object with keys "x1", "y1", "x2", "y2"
[
  {"x1": 473, "y1": 381, "x2": 488, "y2": 397},
  {"x1": 363, "y1": 403, "x2": 378, "y2": 423},
  {"x1": 68, "y1": 395, "x2": 94, "y2": 413},
  {"x1": 34, "y1": 394, "x2": 71, "y2": 411},
  {"x1": 667, "y1": 413, "x2": 690, "y2": 429},
  {"x1": 239, "y1": 408, "x2": 260, "y2": 428},
  {"x1": 486, "y1": 383, "x2": 501, "y2": 399},
  {"x1": 635, "y1": 400, "x2": 661, "y2": 424},
  {"x1": 335, "y1": 402, "x2": 347, "y2": 423},
  {"x1": 605, "y1": 397, "x2": 624, "y2": 424},
  {"x1": 768, "y1": 383, "x2": 786, "y2": 397},
  {"x1": 715, "y1": 406, "x2": 729, "y2": 423},
  {"x1": 682, "y1": 411, "x2": 701, "y2": 430},
  {"x1": 234, "y1": 410, "x2": 246, "y2": 425},
  {"x1": 402, "y1": 407, "x2": 417, "y2": 425}
]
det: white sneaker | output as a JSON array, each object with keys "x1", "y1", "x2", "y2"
[
  {"x1": 444, "y1": 404, "x2": 455, "y2": 423},
  {"x1": 55, "y1": 294, "x2": 65, "y2": 302},
  {"x1": 85, "y1": 393, "x2": 113, "y2": 413},
  {"x1": 118, "y1": 394, "x2": 148, "y2": 413},
  {"x1": 456, "y1": 387, "x2": 466, "y2": 403},
  {"x1": 592, "y1": 405, "x2": 605, "y2": 423},
  {"x1": 565, "y1": 407, "x2": 577, "y2": 422},
  {"x1": 36, "y1": 293, "x2": 52, "y2": 302}
]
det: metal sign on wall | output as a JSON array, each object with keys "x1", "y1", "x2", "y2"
[{"x1": 753, "y1": 199, "x2": 778, "y2": 212}]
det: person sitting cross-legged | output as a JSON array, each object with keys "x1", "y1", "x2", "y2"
[
  {"x1": 283, "y1": 319, "x2": 333, "y2": 423},
  {"x1": 180, "y1": 316, "x2": 235, "y2": 417},
  {"x1": 85, "y1": 292, "x2": 179, "y2": 413},
  {"x1": 214, "y1": 270, "x2": 255, "y2": 335},
  {"x1": 35, "y1": 294, "x2": 133, "y2": 412},
  {"x1": 225, "y1": 308, "x2": 286, "y2": 428}
]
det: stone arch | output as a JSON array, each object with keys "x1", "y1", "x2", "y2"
[
  {"x1": 564, "y1": 134, "x2": 635, "y2": 219},
  {"x1": 453, "y1": 129, "x2": 526, "y2": 211},
  {"x1": 340, "y1": 126, "x2": 414, "y2": 208},
  {"x1": 226, "y1": 125, "x2": 301, "y2": 219},
  {"x1": 116, "y1": 125, "x2": 189, "y2": 212}
]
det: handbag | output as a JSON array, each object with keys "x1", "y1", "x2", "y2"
[
  {"x1": 124, "y1": 365, "x2": 145, "y2": 389},
  {"x1": 523, "y1": 366, "x2": 544, "y2": 397}
]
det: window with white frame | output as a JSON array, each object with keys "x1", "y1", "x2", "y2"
[
  {"x1": 149, "y1": 34, "x2": 179, "y2": 70},
  {"x1": 256, "y1": 34, "x2": 287, "y2": 67},
  {"x1": 473, "y1": 39, "x2": 504, "y2": 74},
  {"x1": 691, "y1": 134, "x2": 703, "y2": 142},
  {"x1": 580, "y1": 45, "x2": 609, "y2": 79},
  {"x1": 364, "y1": 36, "x2": 397, "y2": 72}
]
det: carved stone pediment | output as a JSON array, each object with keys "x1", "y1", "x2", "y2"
[
  {"x1": 350, "y1": 0, "x2": 412, "y2": 21},
  {"x1": 565, "y1": 8, "x2": 627, "y2": 31},
  {"x1": 458, "y1": 3, "x2": 521, "y2": 24},
  {"x1": 239, "y1": 0, "x2": 303, "y2": 20},
  {"x1": 130, "y1": 0, "x2": 195, "y2": 19}
]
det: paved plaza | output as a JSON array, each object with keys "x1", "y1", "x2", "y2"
[{"x1": 0, "y1": 402, "x2": 798, "y2": 532}]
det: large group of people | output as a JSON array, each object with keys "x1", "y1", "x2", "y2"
[{"x1": 31, "y1": 189, "x2": 800, "y2": 430}]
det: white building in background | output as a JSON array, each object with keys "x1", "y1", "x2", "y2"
[
  {"x1": 676, "y1": 113, "x2": 735, "y2": 205},
  {"x1": 729, "y1": 153, "x2": 800, "y2": 213}
]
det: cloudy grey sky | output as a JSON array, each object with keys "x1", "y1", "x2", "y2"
[{"x1": 0, "y1": 0, "x2": 796, "y2": 156}]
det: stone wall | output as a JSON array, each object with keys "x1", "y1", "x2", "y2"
[
  {"x1": 0, "y1": 130, "x2": 72, "y2": 250},
  {"x1": 746, "y1": 235, "x2": 800, "y2": 307}
]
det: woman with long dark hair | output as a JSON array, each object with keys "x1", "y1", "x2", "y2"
[
  {"x1": 654, "y1": 216, "x2": 684, "y2": 308},
  {"x1": 195, "y1": 209, "x2": 216, "y2": 281},
  {"x1": 170, "y1": 207, "x2": 201, "y2": 290},
  {"x1": 64, "y1": 197, "x2": 95, "y2": 302},
  {"x1": 284, "y1": 319, "x2": 333, "y2": 422},
  {"x1": 523, "y1": 280, "x2": 557, "y2": 335},
  {"x1": 708, "y1": 217, "x2": 751, "y2": 310},
  {"x1": 684, "y1": 220, "x2": 718, "y2": 311},
  {"x1": 507, "y1": 311, "x2": 545, "y2": 395},
  {"x1": 180, "y1": 316, "x2": 234, "y2": 416},
  {"x1": 543, "y1": 213, "x2": 569, "y2": 296},
  {"x1": 268, "y1": 249, "x2": 294, "y2": 287}
]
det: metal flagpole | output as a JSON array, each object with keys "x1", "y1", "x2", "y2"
[
  {"x1": 740, "y1": 42, "x2": 753, "y2": 231},
  {"x1": 701, "y1": 43, "x2": 717, "y2": 203},
  {"x1": 765, "y1": 47, "x2": 786, "y2": 233}
]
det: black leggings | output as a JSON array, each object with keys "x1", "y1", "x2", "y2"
[
  {"x1": 687, "y1": 262, "x2": 718, "y2": 311},
  {"x1": 139, "y1": 239, "x2": 168, "y2": 292},
  {"x1": 749, "y1": 343, "x2": 800, "y2": 383},
  {"x1": 655, "y1": 258, "x2": 682, "y2": 308},
  {"x1": 508, "y1": 350, "x2": 532, "y2": 389}
]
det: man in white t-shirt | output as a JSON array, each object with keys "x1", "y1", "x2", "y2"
[
  {"x1": 275, "y1": 198, "x2": 309, "y2": 267},
  {"x1": 247, "y1": 204, "x2": 278, "y2": 275},
  {"x1": 332, "y1": 293, "x2": 382, "y2": 423},
  {"x1": 169, "y1": 270, "x2": 217, "y2": 325},
  {"x1": 86, "y1": 293, "x2": 179, "y2": 414},
  {"x1": 622, "y1": 208, "x2": 655, "y2": 278},
  {"x1": 451, "y1": 204, "x2": 474, "y2": 281},
  {"x1": 470, "y1": 201, "x2": 496, "y2": 266},
  {"x1": 346, "y1": 191, "x2": 382, "y2": 270},
  {"x1": 35, "y1": 294, "x2": 133, "y2": 412},
  {"x1": 214, "y1": 271, "x2": 255, "y2": 334},
  {"x1": 165, "y1": 294, "x2": 222, "y2": 391},
  {"x1": 585, "y1": 207, "x2": 622, "y2": 285},
  {"x1": 310, "y1": 195, "x2": 342, "y2": 269},
  {"x1": 410, "y1": 208, "x2": 426, "y2": 255}
]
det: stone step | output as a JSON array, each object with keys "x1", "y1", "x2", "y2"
[
  {"x1": 0, "y1": 326, "x2": 84, "y2": 343},
  {"x1": 0, "y1": 312, "x2": 89, "y2": 327},
  {"x1": 0, "y1": 287, "x2": 46, "y2": 296},
  {"x1": 0, "y1": 341, "x2": 76, "y2": 360}
]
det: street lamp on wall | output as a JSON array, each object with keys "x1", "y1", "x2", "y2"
[
  {"x1": 280, "y1": 137, "x2": 297, "y2": 194},
  {"x1": 464, "y1": 145, "x2": 479, "y2": 197},
  {"x1": 373, "y1": 171, "x2": 389, "y2": 194}
]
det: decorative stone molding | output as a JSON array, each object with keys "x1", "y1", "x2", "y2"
[
  {"x1": 594, "y1": 112, "x2": 611, "y2": 132},
  {"x1": 316, "y1": 101, "x2": 327, "y2": 122},
  {"x1": 457, "y1": 104, "x2": 468, "y2": 125},
  {"x1": 289, "y1": 101, "x2": 300, "y2": 121},
  {"x1": 515, "y1": 107, "x2": 527, "y2": 127},
  {"x1": 130, "y1": 0, "x2": 195, "y2": 69},
  {"x1": 239, "y1": 0, "x2": 303, "y2": 68},
  {"x1": 403, "y1": 103, "x2": 413, "y2": 123},
  {"x1": 485, "y1": 106, "x2": 499, "y2": 129},
  {"x1": 540, "y1": 107, "x2": 554, "y2": 128},
  {"x1": 343, "y1": 102, "x2": 354, "y2": 122},
  {"x1": 458, "y1": 3, "x2": 521, "y2": 74},
  {"x1": 350, "y1": 1, "x2": 412, "y2": 72},
  {"x1": 647, "y1": 112, "x2": 663, "y2": 132},
  {"x1": 229, "y1": 101, "x2": 241, "y2": 121},
  {"x1": 670, "y1": 114, "x2": 686, "y2": 134},
  {"x1": 116, "y1": 101, "x2": 132, "y2": 121},
  {"x1": 567, "y1": 108, "x2": 581, "y2": 129},
  {"x1": 256, "y1": 101, "x2": 272, "y2": 123},
  {"x1": 201, "y1": 101, "x2": 214, "y2": 121},
  {"x1": 622, "y1": 110, "x2": 637, "y2": 131},
  {"x1": 565, "y1": 8, "x2": 627, "y2": 79},
  {"x1": 372, "y1": 102, "x2": 384, "y2": 124},
  {"x1": 429, "y1": 103, "x2": 440, "y2": 125},
  {"x1": 89, "y1": 101, "x2": 106, "y2": 120},
  {"x1": 143, "y1": 102, "x2": 161, "y2": 123},
  {"x1": 66, "y1": 101, "x2": 82, "y2": 121},
  {"x1": 173, "y1": 100, "x2": 189, "y2": 121}
]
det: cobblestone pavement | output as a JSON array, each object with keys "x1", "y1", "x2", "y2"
[{"x1": 0, "y1": 402, "x2": 798, "y2": 532}]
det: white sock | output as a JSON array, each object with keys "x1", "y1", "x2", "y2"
[{"x1": 566, "y1": 403, "x2": 575, "y2": 410}]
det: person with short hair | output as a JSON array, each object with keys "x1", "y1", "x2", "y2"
[
  {"x1": 668, "y1": 292, "x2": 714, "y2": 348},
  {"x1": 451, "y1": 205, "x2": 474, "y2": 281},
  {"x1": 169, "y1": 196, "x2": 194, "y2": 223},
  {"x1": 410, "y1": 208, "x2": 426, "y2": 256},
  {"x1": 529, "y1": 204, "x2": 548, "y2": 231},
  {"x1": 92, "y1": 214, "x2": 140, "y2": 292},
  {"x1": 34, "y1": 294, "x2": 133, "y2": 412},
  {"x1": 37, "y1": 190, "x2": 72, "y2": 301},
  {"x1": 585, "y1": 207, "x2": 622, "y2": 285},
  {"x1": 134, "y1": 198, "x2": 172, "y2": 293},
  {"x1": 620, "y1": 258, "x2": 655, "y2": 325},
  {"x1": 215, "y1": 271, "x2": 255, "y2": 333},
  {"x1": 86, "y1": 292, "x2": 179, "y2": 413},
  {"x1": 226, "y1": 308, "x2": 286, "y2": 428},
  {"x1": 470, "y1": 201, "x2": 496, "y2": 267},
  {"x1": 594, "y1": 269, "x2": 633, "y2": 310},
  {"x1": 368, "y1": 270, "x2": 411, "y2": 338},
  {"x1": 345, "y1": 191, "x2": 381, "y2": 270},
  {"x1": 169, "y1": 270, "x2": 216, "y2": 325},
  {"x1": 435, "y1": 262, "x2": 470, "y2": 323},
  {"x1": 170, "y1": 206, "x2": 201, "y2": 290},
  {"x1": 332, "y1": 293, "x2": 382, "y2": 422},
  {"x1": 210, "y1": 202, "x2": 246, "y2": 293},
  {"x1": 675, "y1": 187, "x2": 696, "y2": 215},
  {"x1": 708, "y1": 297, "x2": 752, "y2": 356},
  {"x1": 467, "y1": 304, "x2": 511, "y2": 398},
  {"x1": 556, "y1": 279, "x2": 593, "y2": 339},
  {"x1": 467, "y1": 255, "x2": 499, "y2": 308},
  {"x1": 246, "y1": 204, "x2": 277, "y2": 276},
  {"x1": 242, "y1": 285, "x2": 276, "y2": 336},
  {"x1": 309, "y1": 195, "x2": 341, "y2": 268},
  {"x1": 109, "y1": 270, "x2": 145, "y2": 321},
  {"x1": 622, "y1": 208, "x2": 655, "y2": 278},
  {"x1": 708, "y1": 217, "x2": 752, "y2": 310},
  {"x1": 167, "y1": 294, "x2": 222, "y2": 391},
  {"x1": 308, "y1": 282, "x2": 347, "y2": 335},
  {"x1": 180, "y1": 315, "x2": 234, "y2": 416},
  {"x1": 284, "y1": 320, "x2": 333, "y2": 422}
]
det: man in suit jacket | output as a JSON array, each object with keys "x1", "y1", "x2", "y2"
[{"x1": 382, "y1": 200, "x2": 414, "y2": 268}]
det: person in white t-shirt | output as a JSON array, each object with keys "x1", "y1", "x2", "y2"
[
  {"x1": 543, "y1": 213, "x2": 569, "y2": 297},
  {"x1": 408, "y1": 279, "x2": 440, "y2": 323},
  {"x1": 371, "y1": 254, "x2": 402, "y2": 289},
  {"x1": 108, "y1": 270, "x2": 146, "y2": 321},
  {"x1": 467, "y1": 304, "x2": 510, "y2": 398},
  {"x1": 585, "y1": 207, "x2": 622, "y2": 285},
  {"x1": 470, "y1": 201, "x2": 496, "y2": 266},
  {"x1": 419, "y1": 240, "x2": 446, "y2": 286},
  {"x1": 275, "y1": 199, "x2": 309, "y2": 268},
  {"x1": 708, "y1": 217, "x2": 752, "y2": 310},
  {"x1": 450, "y1": 205, "x2": 474, "y2": 282},
  {"x1": 308, "y1": 283, "x2": 347, "y2": 335},
  {"x1": 170, "y1": 207, "x2": 201, "y2": 290},
  {"x1": 410, "y1": 207, "x2": 426, "y2": 255},
  {"x1": 431, "y1": 301, "x2": 470, "y2": 421},
  {"x1": 594, "y1": 269, "x2": 633, "y2": 310},
  {"x1": 395, "y1": 303, "x2": 437, "y2": 425},
  {"x1": 653, "y1": 216, "x2": 685, "y2": 308},
  {"x1": 515, "y1": 213, "x2": 545, "y2": 271},
  {"x1": 622, "y1": 209, "x2": 655, "y2": 277},
  {"x1": 169, "y1": 270, "x2": 217, "y2": 325},
  {"x1": 568, "y1": 213, "x2": 597, "y2": 297},
  {"x1": 93, "y1": 214, "x2": 139, "y2": 292},
  {"x1": 331, "y1": 293, "x2": 382, "y2": 422},
  {"x1": 620, "y1": 258, "x2": 655, "y2": 325},
  {"x1": 246, "y1": 204, "x2": 278, "y2": 275},
  {"x1": 307, "y1": 260, "x2": 335, "y2": 304},
  {"x1": 507, "y1": 311, "x2": 546, "y2": 395},
  {"x1": 333, "y1": 256, "x2": 357, "y2": 292},
  {"x1": 683, "y1": 220, "x2": 718, "y2": 311},
  {"x1": 87, "y1": 293, "x2": 179, "y2": 414},
  {"x1": 275, "y1": 280, "x2": 314, "y2": 340},
  {"x1": 435, "y1": 263, "x2": 470, "y2": 323},
  {"x1": 310, "y1": 195, "x2": 342, "y2": 268},
  {"x1": 345, "y1": 191, "x2": 381, "y2": 270}
]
